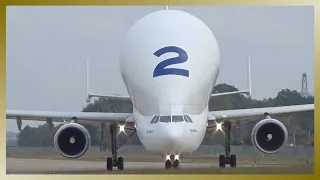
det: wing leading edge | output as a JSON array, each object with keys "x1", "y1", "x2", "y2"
[
  {"x1": 7, "y1": 104, "x2": 314, "y2": 125},
  {"x1": 6, "y1": 110, "x2": 134, "y2": 124},
  {"x1": 208, "y1": 104, "x2": 314, "y2": 122}
]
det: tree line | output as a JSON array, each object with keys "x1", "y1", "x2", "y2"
[{"x1": 17, "y1": 83, "x2": 314, "y2": 147}]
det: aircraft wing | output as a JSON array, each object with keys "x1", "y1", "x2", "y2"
[
  {"x1": 208, "y1": 104, "x2": 314, "y2": 124},
  {"x1": 6, "y1": 110, "x2": 134, "y2": 124}
]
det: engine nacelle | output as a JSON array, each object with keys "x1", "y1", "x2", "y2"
[
  {"x1": 251, "y1": 118, "x2": 288, "y2": 154},
  {"x1": 54, "y1": 123, "x2": 91, "y2": 158}
]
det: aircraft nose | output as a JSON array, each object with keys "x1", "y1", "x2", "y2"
[
  {"x1": 162, "y1": 126, "x2": 185, "y2": 151},
  {"x1": 167, "y1": 129, "x2": 180, "y2": 141}
]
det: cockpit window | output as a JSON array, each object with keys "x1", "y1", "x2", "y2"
[
  {"x1": 186, "y1": 115, "x2": 193, "y2": 123},
  {"x1": 172, "y1": 116, "x2": 184, "y2": 122},
  {"x1": 183, "y1": 115, "x2": 189, "y2": 123},
  {"x1": 183, "y1": 115, "x2": 193, "y2": 123},
  {"x1": 154, "y1": 116, "x2": 160, "y2": 123},
  {"x1": 150, "y1": 115, "x2": 192, "y2": 124},
  {"x1": 150, "y1": 115, "x2": 158, "y2": 124},
  {"x1": 159, "y1": 116, "x2": 171, "y2": 123}
]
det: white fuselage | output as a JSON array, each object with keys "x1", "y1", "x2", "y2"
[
  {"x1": 119, "y1": 10, "x2": 220, "y2": 154},
  {"x1": 133, "y1": 106, "x2": 212, "y2": 154}
]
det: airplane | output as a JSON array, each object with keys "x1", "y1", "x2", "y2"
[{"x1": 6, "y1": 8, "x2": 314, "y2": 171}]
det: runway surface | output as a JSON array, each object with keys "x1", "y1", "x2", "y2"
[{"x1": 6, "y1": 158, "x2": 289, "y2": 174}]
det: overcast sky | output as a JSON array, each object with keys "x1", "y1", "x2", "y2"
[{"x1": 6, "y1": 6, "x2": 314, "y2": 132}]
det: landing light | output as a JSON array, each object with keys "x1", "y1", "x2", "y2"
[
  {"x1": 174, "y1": 154, "x2": 179, "y2": 160},
  {"x1": 216, "y1": 122, "x2": 223, "y2": 132},
  {"x1": 119, "y1": 125, "x2": 125, "y2": 132}
]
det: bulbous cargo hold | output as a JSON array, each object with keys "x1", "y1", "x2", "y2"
[
  {"x1": 54, "y1": 123, "x2": 91, "y2": 158},
  {"x1": 251, "y1": 118, "x2": 288, "y2": 154},
  {"x1": 119, "y1": 9, "x2": 220, "y2": 116}
]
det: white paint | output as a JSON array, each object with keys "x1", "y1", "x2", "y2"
[{"x1": 119, "y1": 10, "x2": 219, "y2": 154}]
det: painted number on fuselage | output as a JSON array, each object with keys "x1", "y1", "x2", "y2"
[{"x1": 153, "y1": 46, "x2": 189, "y2": 78}]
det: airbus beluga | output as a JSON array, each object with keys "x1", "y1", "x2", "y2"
[{"x1": 6, "y1": 8, "x2": 314, "y2": 171}]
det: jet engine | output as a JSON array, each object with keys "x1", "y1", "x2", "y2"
[
  {"x1": 251, "y1": 117, "x2": 288, "y2": 154},
  {"x1": 54, "y1": 122, "x2": 91, "y2": 158}
]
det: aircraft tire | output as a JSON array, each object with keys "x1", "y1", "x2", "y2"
[
  {"x1": 172, "y1": 159, "x2": 180, "y2": 169},
  {"x1": 230, "y1": 155, "x2": 236, "y2": 168},
  {"x1": 118, "y1": 157, "x2": 124, "y2": 170},
  {"x1": 219, "y1": 155, "x2": 226, "y2": 168},
  {"x1": 165, "y1": 160, "x2": 172, "y2": 169},
  {"x1": 106, "y1": 157, "x2": 113, "y2": 171}
]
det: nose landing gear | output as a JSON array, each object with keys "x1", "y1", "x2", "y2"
[{"x1": 164, "y1": 154, "x2": 180, "y2": 169}]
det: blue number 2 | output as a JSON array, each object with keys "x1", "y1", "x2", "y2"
[{"x1": 153, "y1": 46, "x2": 189, "y2": 78}]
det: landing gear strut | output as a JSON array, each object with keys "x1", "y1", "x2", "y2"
[
  {"x1": 105, "y1": 123, "x2": 136, "y2": 171},
  {"x1": 219, "y1": 120, "x2": 237, "y2": 168},
  {"x1": 165, "y1": 154, "x2": 180, "y2": 169},
  {"x1": 100, "y1": 124, "x2": 106, "y2": 151},
  {"x1": 106, "y1": 123, "x2": 124, "y2": 171}
]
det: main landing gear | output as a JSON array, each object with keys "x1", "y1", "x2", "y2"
[
  {"x1": 219, "y1": 120, "x2": 237, "y2": 168},
  {"x1": 106, "y1": 123, "x2": 136, "y2": 171},
  {"x1": 165, "y1": 154, "x2": 180, "y2": 169}
]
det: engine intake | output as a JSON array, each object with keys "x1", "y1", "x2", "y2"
[
  {"x1": 54, "y1": 123, "x2": 91, "y2": 158},
  {"x1": 251, "y1": 118, "x2": 288, "y2": 154}
]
